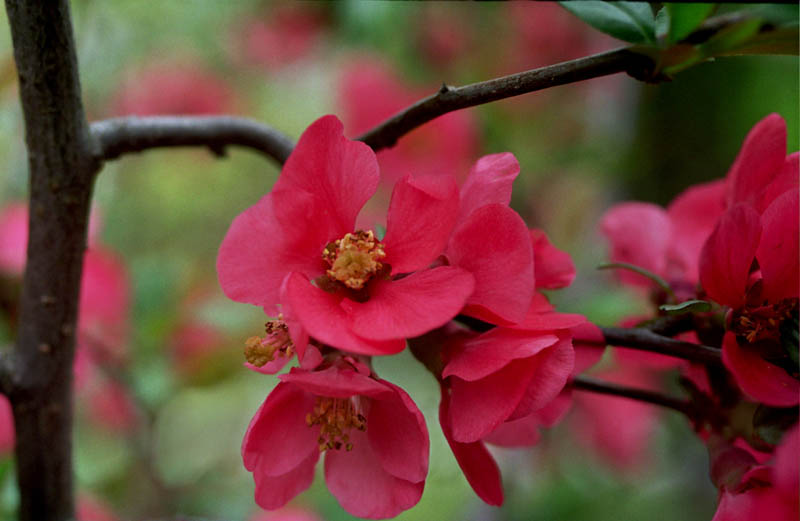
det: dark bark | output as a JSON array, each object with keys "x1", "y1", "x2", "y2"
[
  {"x1": 600, "y1": 326, "x2": 722, "y2": 365},
  {"x1": 356, "y1": 48, "x2": 655, "y2": 151},
  {"x1": 4, "y1": 0, "x2": 98, "y2": 519},
  {"x1": 91, "y1": 116, "x2": 296, "y2": 165},
  {"x1": 572, "y1": 375, "x2": 694, "y2": 417}
]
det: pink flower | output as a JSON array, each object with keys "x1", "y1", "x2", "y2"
[
  {"x1": 251, "y1": 506, "x2": 323, "y2": 521},
  {"x1": 338, "y1": 58, "x2": 479, "y2": 187},
  {"x1": 0, "y1": 394, "x2": 13, "y2": 454},
  {"x1": 712, "y1": 424, "x2": 799, "y2": 521},
  {"x1": 217, "y1": 115, "x2": 475, "y2": 356},
  {"x1": 110, "y1": 58, "x2": 235, "y2": 116},
  {"x1": 232, "y1": 5, "x2": 325, "y2": 71},
  {"x1": 242, "y1": 358, "x2": 428, "y2": 519},
  {"x1": 76, "y1": 493, "x2": 119, "y2": 521},
  {"x1": 700, "y1": 197, "x2": 799, "y2": 406}
]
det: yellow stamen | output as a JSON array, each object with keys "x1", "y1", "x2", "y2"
[
  {"x1": 322, "y1": 230, "x2": 386, "y2": 290},
  {"x1": 305, "y1": 396, "x2": 366, "y2": 452},
  {"x1": 243, "y1": 318, "x2": 294, "y2": 367}
]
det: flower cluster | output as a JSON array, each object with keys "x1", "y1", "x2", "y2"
[
  {"x1": 600, "y1": 113, "x2": 798, "y2": 518},
  {"x1": 218, "y1": 115, "x2": 582, "y2": 517}
]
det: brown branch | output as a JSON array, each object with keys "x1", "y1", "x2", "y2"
[
  {"x1": 571, "y1": 375, "x2": 694, "y2": 417},
  {"x1": 4, "y1": 0, "x2": 99, "y2": 519},
  {"x1": 599, "y1": 326, "x2": 722, "y2": 365},
  {"x1": 0, "y1": 352, "x2": 11, "y2": 396},
  {"x1": 90, "y1": 116, "x2": 296, "y2": 165},
  {"x1": 356, "y1": 48, "x2": 656, "y2": 151}
]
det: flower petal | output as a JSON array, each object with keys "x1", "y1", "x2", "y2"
[
  {"x1": 0, "y1": 202, "x2": 28, "y2": 275},
  {"x1": 756, "y1": 190, "x2": 799, "y2": 302},
  {"x1": 666, "y1": 179, "x2": 726, "y2": 283},
  {"x1": 382, "y1": 174, "x2": 460, "y2": 274},
  {"x1": 458, "y1": 153, "x2": 520, "y2": 223},
  {"x1": 773, "y1": 424, "x2": 799, "y2": 498},
  {"x1": 699, "y1": 204, "x2": 761, "y2": 308},
  {"x1": 253, "y1": 450, "x2": 319, "y2": 511},
  {"x1": 279, "y1": 366, "x2": 391, "y2": 399},
  {"x1": 507, "y1": 336, "x2": 574, "y2": 420},
  {"x1": 242, "y1": 383, "x2": 318, "y2": 477},
  {"x1": 345, "y1": 266, "x2": 475, "y2": 341},
  {"x1": 439, "y1": 387, "x2": 503, "y2": 506},
  {"x1": 756, "y1": 152, "x2": 798, "y2": 214},
  {"x1": 448, "y1": 356, "x2": 541, "y2": 443},
  {"x1": 443, "y1": 328, "x2": 559, "y2": 381},
  {"x1": 600, "y1": 202, "x2": 671, "y2": 287},
  {"x1": 367, "y1": 380, "x2": 429, "y2": 483},
  {"x1": 722, "y1": 332, "x2": 799, "y2": 407},
  {"x1": 726, "y1": 113, "x2": 787, "y2": 208},
  {"x1": 482, "y1": 414, "x2": 542, "y2": 448},
  {"x1": 530, "y1": 229, "x2": 576, "y2": 289},
  {"x1": 218, "y1": 193, "x2": 326, "y2": 314},
  {"x1": 274, "y1": 115, "x2": 378, "y2": 235},
  {"x1": 284, "y1": 272, "x2": 406, "y2": 355},
  {"x1": 324, "y1": 428, "x2": 424, "y2": 519},
  {"x1": 446, "y1": 204, "x2": 534, "y2": 324}
]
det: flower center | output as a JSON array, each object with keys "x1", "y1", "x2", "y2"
[
  {"x1": 732, "y1": 299, "x2": 798, "y2": 344},
  {"x1": 322, "y1": 230, "x2": 386, "y2": 290},
  {"x1": 305, "y1": 396, "x2": 366, "y2": 451},
  {"x1": 243, "y1": 318, "x2": 294, "y2": 367}
]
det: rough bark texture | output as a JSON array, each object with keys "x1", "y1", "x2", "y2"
[{"x1": 4, "y1": 0, "x2": 98, "y2": 519}]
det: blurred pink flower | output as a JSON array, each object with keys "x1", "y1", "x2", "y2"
[
  {"x1": 83, "y1": 377, "x2": 138, "y2": 434},
  {"x1": 571, "y1": 356, "x2": 662, "y2": 471},
  {"x1": 338, "y1": 57, "x2": 479, "y2": 187},
  {"x1": 251, "y1": 506, "x2": 324, "y2": 521},
  {"x1": 77, "y1": 493, "x2": 119, "y2": 521},
  {"x1": 218, "y1": 115, "x2": 474, "y2": 356},
  {"x1": 242, "y1": 358, "x2": 428, "y2": 519},
  {"x1": 233, "y1": 5, "x2": 325, "y2": 71},
  {"x1": 110, "y1": 58, "x2": 235, "y2": 116}
]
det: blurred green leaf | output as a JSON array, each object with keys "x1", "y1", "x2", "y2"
[
  {"x1": 716, "y1": 26, "x2": 799, "y2": 56},
  {"x1": 666, "y1": 4, "x2": 716, "y2": 44},
  {"x1": 753, "y1": 405, "x2": 797, "y2": 447},
  {"x1": 659, "y1": 300, "x2": 712, "y2": 315},
  {"x1": 561, "y1": 2, "x2": 656, "y2": 44}
]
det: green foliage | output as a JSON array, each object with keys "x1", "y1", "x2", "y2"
[
  {"x1": 662, "y1": 4, "x2": 716, "y2": 44},
  {"x1": 560, "y1": 2, "x2": 656, "y2": 44},
  {"x1": 659, "y1": 300, "x2": 712, "y2": 315}
]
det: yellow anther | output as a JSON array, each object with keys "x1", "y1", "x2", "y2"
[
  {"x1": 322, "y1": 230, "x2": 386, "y2": 290},
  {"x1": 243, "y1": 318, "x2": 293, "y2": 367},
  {"x1": 305, "y1": 396, "x2": 367, "y2": 452}
]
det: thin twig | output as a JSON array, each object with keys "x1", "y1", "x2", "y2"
[
  {"x1": 91, "y1": 116, "x2": 296, "y2": 165},
  {"x1": 571, "y1": 375, "x2": 694, "y2": 417},
  {"x1": 357, "y1": 48, "x2": 655, "y2": 151},
  {"x1": 0, "y1": 351, "x2": 11, "y2": 396},
  {"x1": 599, "y1": 326, "x2": 722, "y2": 365}
]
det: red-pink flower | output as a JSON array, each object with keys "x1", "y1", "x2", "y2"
[
  {"x1": 217, "y1": 115, "x2": 475, "y2": 356},
  {"x1": 712, "y1": 424, "x2": 799, "y2": 521},
  {"x1": 242, "y1": 358, "x2": 428, "y2": 519},
  {"x1": 77, "y1": 493, "x2": 119, "y2": 521},
  {"x1": 110, "y1": 58, "x2": 235, "y2": 116}
]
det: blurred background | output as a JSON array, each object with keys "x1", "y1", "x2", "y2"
[{"x1": 0, "y1": 1, "x2": 796, "y2": 520}]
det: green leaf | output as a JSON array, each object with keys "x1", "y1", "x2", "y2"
[
  {"x1": 659, "y1": 300, "x2": 712, "y2": 315},
  {"x1": 753, "y1": 405, "x2": 797, "y2": 447},
  {"x1": 666, "y1": 4, "x2": 716, "y2": 44},
  {"x1": 716, "y1": 26, "x2": 799, "y2": 56},
  {"x1": 560, "y1": 2, "x2": 656, "y2": 44},
  {"x1": 655, "y1": 8, "x2": 670, "y2": 40},
  {"x1": 699, "y1": 18, "x2": 763, "y2": 57}
]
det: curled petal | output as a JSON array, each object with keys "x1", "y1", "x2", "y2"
[
  {"x1": 600, "y1": 202, "x2": 671, "y2": 287},
  {"x1": 253, "y1": 450, "x2": 319, "y2": 511},
  {"x1": 757, "y1": 190, "x2": 799, "y2": 302},
  {"x1": 443, "y1": 328, "x2": 559, "y2": 381},
  {"x1": 242, "y1": 383, "x2": 318, "y2": 477},
  {"x1": 447, "y1": 204, "x2": 534, "y2": 324},
  {"x1": 458, "y1": 153, "x2": 520, "y2": 222},
  {"x1": 508, "y1": 336, "x2": 574, "y2": 420},
  {"x1": 721, "y1": 332, "x2": 799, "y2": 407},
  {"x1": 324, "y1": 428, "x2": 424, "y2": 519},
  {"x1": 726, "y1": 113, "x2": 787, "y2": 208},
  {"x1": 699, "y1": 205, "x2": 761, "y2": 308},
  {"x1": 439, "y1": 387, "x2": 503, "y2": 506},
  {"x1": 345, "y1": 266, "x2": 474, "y2": 341},
  {"x1": 382, "y1": 174, "x2": 460, "y2": 274},
  {"x1": 530, "y1": 229, "x2": 576, "y2": 289},
  {"x1": 274, "y1": 115, "x2": 378, "y2": 235},
  {"x1": 368, "y1": 380, "x2": 429, "y2": 483}
]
